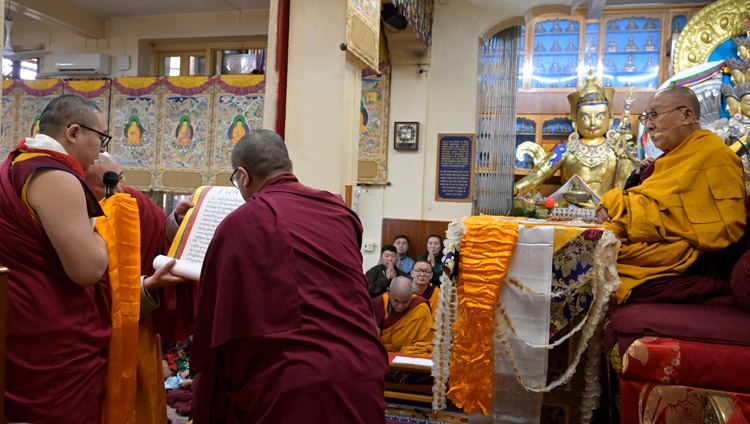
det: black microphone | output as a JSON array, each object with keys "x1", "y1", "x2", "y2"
[
  {"x1": 103, "y1": 171, "x2": 119, "y2": 199},
  {"x1": 652, "y1": 123, "x2": 685, "y2": 140}
]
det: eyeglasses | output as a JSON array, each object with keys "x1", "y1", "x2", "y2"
[
  {"x1": 74, "y1": 124, "x2": 112, "y2": 149},
  {"x1": 638, "y1": 106, "x2": 686, "y2": 125},
  {"x1": 230, "y1": 167, "x2": 243, "y2": 188},
  {"x1": 413, "y1": 269, "x2": 433, "y2": 274}
]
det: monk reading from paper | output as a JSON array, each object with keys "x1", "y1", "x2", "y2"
[
  {"x1": 190, "y1": 129, "x2": 388, "y2": 423},
  {"x1": 373, "y1": 276, "x2": 435, "y2": 355}
]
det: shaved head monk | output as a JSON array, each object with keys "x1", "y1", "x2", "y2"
[
  {"x1": 85, "y1": 152, "x2": 193, "y2": 423},
  {"x1": 191, "y1": 129, "x2": 388, "y2": 423},
  {"x1": 373, "y1": 276, "x2": 435, "y2": 355},
  {"x1": 412, "y1": 259, "x2": 440, "y2": 317},
  {"x1": 596, "y1": 85, "x2": 747, "y2": 304},
  {"x1": 0, "y1": 94, "x2": 110, "y2": 422}
]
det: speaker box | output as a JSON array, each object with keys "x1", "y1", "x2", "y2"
[{"x1": 381, "y1": 3, "x2": 408, "y2": 31}]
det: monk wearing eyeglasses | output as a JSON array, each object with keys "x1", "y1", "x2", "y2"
[{"x1": 596, "y1": 85, "x2": 746, "y2": 304}]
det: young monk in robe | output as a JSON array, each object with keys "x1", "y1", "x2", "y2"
[
  {"x1": 596, "y1": 85, "x2": 747, "y2": 304},
  {"x1": 373, "y1": 276, "x2": 435, "y2": 355},
  {"x1": 411, "y1": 259, "x2": 440, "y2": 317},
  {"x1": 191, "y1": 129, "x2": 388, "y2": 423},
  {"x1": 0, "y1": 94, "x2": 110, "y2": 422}
]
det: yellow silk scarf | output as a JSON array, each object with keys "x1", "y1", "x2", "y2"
[
  {"x1": 96, "y1": 193, "x2": 141, "y2": 424},
  {"x1": 447, "y1": 216, "x2": 519, "y2": 415}
]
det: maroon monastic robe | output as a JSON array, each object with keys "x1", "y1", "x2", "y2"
[
  {"x1": 0, "y1": 150, "x2": 111, "y2": 423},
  {"x1": 191, "y1": 173, "x2": 388, "y2": 424},
  {"x1": 123, "y1": 186, "x2": 195, "y2": 342}
]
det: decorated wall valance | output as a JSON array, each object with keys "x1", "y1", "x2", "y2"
[
  {"x1": 1, "y1": 75, "x2": 265, "y2": 193},
  {"x1": 394, "y1": 0, "x2": 434, "y2": 47}
]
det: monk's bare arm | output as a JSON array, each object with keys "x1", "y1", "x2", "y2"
[{"x1": 28, "y1": 169, "x2": 108, "y2": 286}]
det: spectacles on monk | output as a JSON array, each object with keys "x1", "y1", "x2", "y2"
[
  {"x1": 230, "y1": 167, "x2": 243, "y2": 188},
  {"x1": 413, "y1": 269, "x2": 433, "y2": 275},
  {"x1": 638, "y1": 106, "x2": 686, "y2": 125},
  {"x1": 72, "y1": 124, "x2": 112, "y2": 149}
]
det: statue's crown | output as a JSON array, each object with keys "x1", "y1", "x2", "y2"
[
  {"x1": 726, "y1": 58, "x2": 750, "y2": 84},
  {"x1": 567, "y1": 70, "x2": 614, "y2": 118},
  {"x1": 733, "y1": 36, "x2": 750, "y2": 60}
]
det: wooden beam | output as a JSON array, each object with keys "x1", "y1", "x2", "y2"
[
  {"x1": 587, "y1": 0, "x2": 608, "y2": 19},
  {"x1": 10, "y1": 0, "x2": 105, "y2": 39}
]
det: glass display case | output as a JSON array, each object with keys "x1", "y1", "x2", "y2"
[
  {"x1": 521, "y1": 9, "x2": 702, "y2": 92},
  {"x1": 601, "y1": 16, "x2": 661, "y2": 88},
  {"x1": 515, "y1": 117, "x2": 537, "y2": 168},
  {"x1": 529, "y1": 17, "x2": 582, "y2": 89}
]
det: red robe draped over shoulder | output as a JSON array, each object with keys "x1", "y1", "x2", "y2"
[
  {"x1": 0, "y1": 149, "x2": 111, "y2": 423},
  {"x1": 191, "y1": 173, "x2": 388, "y2": 424}
]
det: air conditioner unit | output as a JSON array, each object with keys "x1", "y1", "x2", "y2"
[{"x1": 54, "y1": 53, "x2": 111, "y2": 75}]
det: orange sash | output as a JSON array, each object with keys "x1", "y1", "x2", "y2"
[{"x1": 96, "y1": 193, "x2": 141, "y2": 424}]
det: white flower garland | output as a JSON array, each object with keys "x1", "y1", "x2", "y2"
[
  {"x1": 430, "y1": 221, "x2": 621, "y2": 424},
  {"x1": 431, "y1": 218, "x2": 465, "y2": 411}
]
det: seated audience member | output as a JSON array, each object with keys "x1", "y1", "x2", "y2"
[
  {"x1": 416, "y1": 234, "x2": 445, "y2": 286},
  {"x1": 366, "y1": 244, "x2": 407, "y2": 297},
  {"x1": 596, "y1": 85, "x2": 747, "y2": 304},
  {"x1": 393, "y1": 234, "x2": 415, "y2": 274},
  {"x1": 412, "y1": 260, "x2": 440, "y2": 317},
  {"x1": 373, "y1": 276, "x2": 434, "y2": 355},
  {"x1": 377, "y1": 235, "x2": 415, "y2": 275}
]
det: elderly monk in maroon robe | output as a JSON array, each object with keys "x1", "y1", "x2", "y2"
[
  {"x1": 0, "y1": 94, "x2": 110, "y2": 423},
  {"x1": 191, "y1": 129, "x2": 388, "y2": 424},
  {"x1": 86, "y1": 152, "x2": 193, "y2": 424}
]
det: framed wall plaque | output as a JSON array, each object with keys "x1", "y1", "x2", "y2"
[
  {"x1": 435, "y1": 133, "x2": 475, "y2": 202},
  {"x1": 394, "y1": 121, "x2": 419, "y2": 151}
]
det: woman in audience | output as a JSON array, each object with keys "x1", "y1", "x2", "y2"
[{"x1": 417, "y1": 234, "x2": 444, "y2": 286}]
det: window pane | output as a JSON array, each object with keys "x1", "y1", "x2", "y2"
[
  {"x1": 2, "y1": 58, "x2": 14, "y2": 78},
  {"x1": 19, "y1": 58, "x2": 38, "y2": 80},
  {"x1": 164, "y1": 56, "x2": 181, "y2": 76},
  {"x1": 220, "y1": 49, "x2": 265, "y2": 75},
  {"x1": 189, "y1": 56, "x2": 205, "y2": 76}
]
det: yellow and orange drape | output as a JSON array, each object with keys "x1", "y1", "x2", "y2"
[
  {"x1": 447, "y1": 216, "x2": 519, "y2": 415},
  {"x1": 96, "y1": 194, "x2": 141, "y2": 424}
]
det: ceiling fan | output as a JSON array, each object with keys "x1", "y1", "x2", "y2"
[{"x1": 3, "y1": 3, "x2": 51, "y2": 61}]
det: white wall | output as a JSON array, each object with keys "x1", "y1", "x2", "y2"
[
  {"x1": 7, "y1": 0, "x2": 571, "y2": 269},
  {"x1": 11, "y1": 9, "x2": 269, "y2": 76}
]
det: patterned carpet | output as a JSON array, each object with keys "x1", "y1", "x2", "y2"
[
  {"x1": 385, "y1": 403, "x2": 467, "y2": 423},
  {"x1": 165, "y1": 402, "x2": 466, "y2": 423}
]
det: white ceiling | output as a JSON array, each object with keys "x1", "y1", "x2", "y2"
[{"x1": 8, "y1": 0, "x2": 271, "y2": 20}]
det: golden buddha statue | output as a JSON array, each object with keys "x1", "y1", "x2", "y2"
[
  {"x1": 723, "y1": 55, "x2": 750, "y2": 142},
  {"x1": 514, "y1": 72, "x2": 638, "y2": 201}
]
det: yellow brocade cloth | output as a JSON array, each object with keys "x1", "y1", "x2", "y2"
[
  {"x1": 600, "y1": 129, "x2": 746, "y2": 303},
  {"x1": 96, "y1": 193, "x2": 141, "y2": 424},
  {"x1": 447, "y1": 216, "x2": 519, "y2": 415}
]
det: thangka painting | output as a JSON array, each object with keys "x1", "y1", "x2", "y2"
[
  {"x1": 0, "y1": 75, "x2": 266, "y2": 193},
  {"x1": 346, "y1": 0, "x2": 380, "y2": 72},
  {"x1": 1, "y1": 83, "x2": 16, "y2": 155},
  {"x1": 211, "y1": 75, "x2": 265, "y2": 185},
  {"x1": 358, "y1": 65, "x2": 390, "y2": 184},
  {"x1": 64, "y1": 79, "x2": 111, "y2": 117},
  {"x1": 0, "y1": 79, "x2": 65, "y2": 157},
  {"x1": 109, "y1": 77, "x2": 162, "y2": 188}
]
